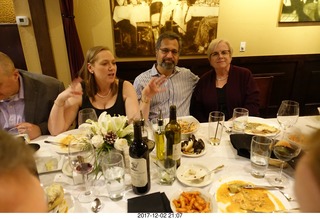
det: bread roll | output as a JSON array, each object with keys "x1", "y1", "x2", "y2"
[{"x1": 45, "y1": 183, "x2": 64, "y2": 211}]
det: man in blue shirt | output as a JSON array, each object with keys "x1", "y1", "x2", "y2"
[{"x1": 0, "y1": 52, "x2": 64, "y2": 139}]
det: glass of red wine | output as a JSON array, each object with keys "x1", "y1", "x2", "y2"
[
  {"x1": 269, "y1": 136, "x2": 301, "y2": 186},
  {"x1": 68, "y1": 141, "x2": 96, "y2": 202}
]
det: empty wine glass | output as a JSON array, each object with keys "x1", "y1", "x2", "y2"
[
  {"x1": 68, "y1": 141, "x2": 96, "y2": 202},
  {"x1": 269, "y1": 136, "x2": 301, "y2": 186},
  {"x1": 78, "y1": 108, "x2": 98, "y2": 126},
  {"x1": 276, "y1": 100, "x2": 299, "y2": 138}
]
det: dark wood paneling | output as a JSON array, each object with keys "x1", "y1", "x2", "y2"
[
  {"x1": 0, "y1": 24, "x2": 26, "y2": 70},
  {"x1": 116, "y1": 54, "x2": 320, "y2": 117},
  {"x1": 28, "y1": 0, "x2": 56, "y2": 78}
]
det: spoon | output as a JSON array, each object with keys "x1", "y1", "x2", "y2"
[
  {"x1": 91, "y1": 198, "x2": 102, "y2": 213},
  {"x1": 187, "y1": 164, "x2": 224, "y2": 181}
]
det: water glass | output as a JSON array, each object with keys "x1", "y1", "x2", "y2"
[
  {"x1": 156, "y1": 158, "x2": 176, "y2": 185},
  {"x1": 232, "y1": 108, "x2": 249, "y2": 133},
  {"x1": 101, "y1": 151, "x2": 126, "y2": 201},
  {"x1": 250, "y1": 135, "x2": 272, "y2": 178},
  {"x1": 208, "y1": 111, "x2": 225, "y2": 146}
]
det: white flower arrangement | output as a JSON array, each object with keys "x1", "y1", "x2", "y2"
[{"x1": 78, "y1": 112, "x2": 133, "y2": 156}]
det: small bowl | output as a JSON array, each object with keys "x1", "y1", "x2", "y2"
[{"x1": 177, "y1": 116, "x2": 200, "y2": 140}]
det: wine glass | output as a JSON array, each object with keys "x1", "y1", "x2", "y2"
[
  {"x1": 276, "y1": 100, "x2": 299, "y2": 138},
  {"x1": 78, "y1": 108, "x2": 98, "y2": 126},
  {"x1": 68, "y1": 141, "x2": 96, "y2": 202},
  {"x1": 269, "y1": 136, "x2": 301, "y2": 186}
]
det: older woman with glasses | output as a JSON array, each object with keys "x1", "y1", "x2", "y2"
[{"x1": 190, "y1": 39, "x2": 260, "y2": 122}]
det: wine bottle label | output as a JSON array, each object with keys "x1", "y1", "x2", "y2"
[
  {"x1": 129, "y1": 157, "x2": 148, "y2": 187},
  {"x1": 172, "y1": 142, "x2": 181, "y2": 161}
]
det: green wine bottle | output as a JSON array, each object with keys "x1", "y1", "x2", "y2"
[{"x1": 165, "y1": 105, "x2": 181, "y2": 168}]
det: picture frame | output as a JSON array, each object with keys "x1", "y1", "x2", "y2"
[
  {"x1": 110, "y1": 0, "x2": 220, "y2": 57},
  {"x1": 279, "y1": 0, "x2": 320, "y2": 23}
]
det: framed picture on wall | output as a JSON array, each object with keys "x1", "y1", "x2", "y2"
[
  {"x1": 110, "y1": 0, "x2": 220, "y2": 57},
  {"x1": 279, "y1": 0, "x2": 320, "y2": 22}
]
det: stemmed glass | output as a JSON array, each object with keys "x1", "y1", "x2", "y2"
[
  {"x1": 78, "y1": 108, "x2": 98, "y2": 126},
  {"x1": 276, "y1": 100, "x2": 299, "y2": 138},
  {"x1": 68, "y1": 141, "x2": 96, "y2": 202},
  {"x1": 269, "y1": 136, "x2": 301, "y2": 186}
]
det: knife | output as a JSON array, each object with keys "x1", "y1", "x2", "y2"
[
  {"x1": 242, "y1": 185, "x2": 284, "y2": 190},
  {"x1": 44, "y1": 140, "x2": 68, "y2": 147}
]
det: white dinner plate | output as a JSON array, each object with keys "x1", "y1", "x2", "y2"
[
  {"x1": 62, "y1": 161, "x2": 73, "y2": 177},
  {"x1": 309, "y1": 116, "x2": 320, "y2": 129},
  {"x1": 35, "y1": 155, "x2": 64, "y2": 174},
  {"x1": 244, "y1": 117, "x2": 280, "y2": 136},
  {"x1": 46, "y1": 129, "x2": 84, "y2": 154},
  {"x1": 182, "y1": 146, "x2": 207, "y2": 157},
  {"x1": 176, "y1": 163, "x2": 213, "y2": 187},
  {"x1": 170, "y1": 187, "x2": 215, "y2": 213},
  {"x1": 209, "y1": 175, "x2": 291, "y2": 213}
]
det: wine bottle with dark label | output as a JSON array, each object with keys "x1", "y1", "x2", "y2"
[
  {"x1": 165, "y1": 105, "x2": 181, "y2": 168},
  {"x1": 129, "y1": 120, "x2": 150, "y2": 195}
]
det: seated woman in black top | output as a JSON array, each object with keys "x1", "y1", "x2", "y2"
[{"x1": 48, "y1": 46, "x2": 140, "y2": 135}]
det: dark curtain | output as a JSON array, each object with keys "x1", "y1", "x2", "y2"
[{"x1": 59, "y1": 0, "x2": 84, "y2": 80}]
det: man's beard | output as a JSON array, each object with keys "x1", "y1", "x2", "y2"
[{"x1": 159, "y1": 59, "x2": 175, "y2": 70}]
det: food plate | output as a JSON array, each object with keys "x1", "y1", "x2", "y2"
[
  {"x1": 182, "y1": 147, "x2": 207, "y2": 157},
  {"x1": 244, "y1": 117, "x2": 280, "y2": 136},
  {"x1": 46, "y1": 129, "x2": 84, "y2": 154},
  {"x1": 50, "y1": 192, "x2": 75, "y2": 213},
  {"x1": 209, "y1": 175, "x2": 291, "y2": 213},
  {"x1": 170, "y1": 187, "x2": 215, "y2": 213},
  {"x1": 176, "y1": 163, "x2": 213, "y2": 187},
  {"x1": 62, "y1": 161, "x2": 73, "y2": 177},
  {"x1": 35, "y1": 155, "x2": 64, "y2": 174}
]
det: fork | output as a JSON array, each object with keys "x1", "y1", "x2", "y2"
[{"x1": 279, "y1": 190, "x2": 296, "y2": 201}]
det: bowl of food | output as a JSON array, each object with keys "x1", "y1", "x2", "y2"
[
  {"x1": 176, "y1": 116, "x2": 200, "y2": 140},
  {"x1": 170, "y1": 187, "x2": 214, "y2": 213}
]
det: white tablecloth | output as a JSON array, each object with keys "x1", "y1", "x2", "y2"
[{"x1": 33, "y1": 116, "x2": 319, "y2": 213}]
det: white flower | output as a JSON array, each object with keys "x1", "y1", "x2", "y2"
[
  {"x1": 91, "y1": 135, "x2": 104, "y2": 148},
  {"x1": 114, "y1": 138, "x2": 129, "y2": 151}
]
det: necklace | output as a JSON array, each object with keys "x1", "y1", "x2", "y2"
[
  {"x1": 96, "y1": 89, "x2": 111, "y2": 98},
  {"x1": 216, "y1": 75, "x2": 228, "y2": 81}
]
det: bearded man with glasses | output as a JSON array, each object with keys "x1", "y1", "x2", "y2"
[
  {"x1": 190, "y1": 39, "x2": 260, "y2": 122},
  {"x1": 134, "y1": 31, "x2": 199, "y2": 120}
]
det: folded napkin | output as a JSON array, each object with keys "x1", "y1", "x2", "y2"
[
  {"x1": 128, "y1": 192, "x2": 172, "y2": 213},
  {"x1": 230, "y1": 133, "x2": 254, "y2": 159},
  {"x1": 229, "y1": 133, "x2": 304, "y2": 169}
]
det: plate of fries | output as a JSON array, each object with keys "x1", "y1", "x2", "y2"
[{"x1": 170, "y1": 188, "x2": 215, "y2": 213}]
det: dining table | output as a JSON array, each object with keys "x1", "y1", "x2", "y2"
[{"x1": 32, "y1": 115, "x2": 320, "y2": 213}]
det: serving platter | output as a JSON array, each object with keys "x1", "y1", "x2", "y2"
[
  {"x1": 209, "y1": 175, "x2": 291, "y2": 213},
  {"x1": 244, "y1": 117, "x2": 280, "y2": 136},
  {"x1": 35, "y1": 155, "x2": 64, "y2": 174}
]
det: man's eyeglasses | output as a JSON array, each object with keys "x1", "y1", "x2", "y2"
[
  {"x1": 210, "y1": 50, "x2": 230, "y2": 58},
  {"x1": 158, "y1": 48, "x2": 179, "y2": 56}
]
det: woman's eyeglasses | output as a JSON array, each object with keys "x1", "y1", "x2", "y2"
[{"x1": 210, "y1": 50, "x2": 230, "y2": 58}]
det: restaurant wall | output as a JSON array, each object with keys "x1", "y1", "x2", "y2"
[
  {"x1": 13, "y1": 0, "x2": 320, "y2": 86},
  {"x1": 74, "y1": 0, "x2": 320, "y2": 61}
]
